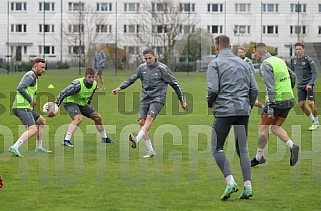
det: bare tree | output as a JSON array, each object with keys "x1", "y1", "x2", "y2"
[
  {"x1": 129, "y1": 0, "x2": 197, "y2": 67},
  {"x1": 62, "y1": 5, "x2": 112, "y2": 67}
]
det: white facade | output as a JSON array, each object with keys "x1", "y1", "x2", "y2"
[{"x1": 0, "y1": 0, "x2": 321, "y2": 65}]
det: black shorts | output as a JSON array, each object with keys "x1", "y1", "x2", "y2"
[
  {"x1": 262, "y1": 107, "x2": 291, "y2": 118},
  {"x1": 64, "y1": 103, "x2": 96, "y2": 119},
  {"x1": 12, "y1": 108, "x2": 40, "y2": 127},
  {"x1": 297, "y1": 86, "x2": 315, "y2": 101}
]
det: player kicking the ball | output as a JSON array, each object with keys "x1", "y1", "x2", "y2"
[
  {"x1": 55, "y1": 68, "x2": 115, "y2": 147},
  {"x1": 112, "y1": 49, "x2": 188, "y2": 158}
]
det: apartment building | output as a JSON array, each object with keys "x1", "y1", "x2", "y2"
[{"x1": 0, "y1": 0, "x2": 320, "y2": 66}]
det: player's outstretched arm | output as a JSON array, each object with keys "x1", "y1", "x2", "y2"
[{"x1": 112, "y1": 87, "x2": 121, "y2": 95}]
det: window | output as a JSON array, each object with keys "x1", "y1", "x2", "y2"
[
  {"x1": 207, "y1": 25, "x2": 223, "y2": 34},
  {"x1": 97, "y1": 2, "x2": 112, "y2": 11},
  {"x1": 263, "y1": 25, "x2": 278, "y2": 34},
  {"x1": 152, "y1": 46, "x2": 166, "y2": 54},
  {"x1": 179, "y1": 3, "x2": 195, "y2": 12},
  {"x1": 68, "y1": 25, "x2": 84, "y2": 33},
  {"x1": 290, "y1": 25, "x2": 306, "y2": 34},
  {"x1": 68, "y1": 2, "x2": 84, "y2": 11},
  {"x1": 152, "y1": 2, "x2": 168, "y2": 12},
  {"x1": 68, "y1": 46, "x2": 85, "y2": 54},
  {"x1": 11, "y1": 2, "x2": 27, "y2": 11},
  {"x1": 152, "y1": 25, "x2": 169, "y2": 33},
  {"x1": 39, "y1": 2, "x2": 55, "y2": 11},
  {"x1": 124, "y1": 25, "x2": 140, "y2": 33},
  {"x1": 207, "y1": 3, "x2": 223, "y2": 12},
  {"x1": 319, "y1": 26, "x2": 321, "y2": 35},
  {"x1": 39, "y1": 46, "x2": 55, "y2": 55},
  {"x1": 319, "y1": 4, "x2": 321, "y2": 12},
  {"x1": 262, "y1": 3, "x2": 278, "y2": 12},
  {"x1": 124, "y1": 46, "x2": 139, "y2": 54},
  {"x1": 96, "y1": 24, "x2": 112, "y2": 33},
  {"x1": 290, "y1": 3, "x2": 306, "y2": 13},
  {"x1": 234, "y1": 25, "x2": 251, "y2": 34},
  {"x1": 39, "y1": 24, "x2": 55, "y2": 33},
  {"x1": 11, "y1": 24, "x2": 27, "y2": 32},
  {"x1": 180, "y1": 25, "x2": 195, "y2": 33},
  {"x1": 157, "y1": 25, "x2": 164, "y2": 33},
  {"x1": 23, "y1": 46, "x2": 27, "y2": 54},
  {"x1": 235, "y1": 3, "x2": 251, "y2": 12},
  {"x1": 124, "y1": 3, "x2": 139, "y2": 12}
]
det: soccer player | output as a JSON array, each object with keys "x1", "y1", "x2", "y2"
[
  {"x1": 291, "y1": 42, "x2": 319, "y2": 131},
  {"x1": 251, "y1": 43, "x2": 299, "y2": 167},
  {"x1": 9, "y1": 58, "x2": 50, "y2": 157},
  {"x1": 112, "y1": 48, "x2": 188, "y2": 158},
  {"x1": 55, "y1": 67, "x2": 115, "y2": 147},
  {"x1": 238, "y1": 47, "x2": 254, "y2": 69},
  {"x1": 92, "y1": 44, "x2": 107, "y2": 90},
  {"x1": 207, "y1": 35, "x2": 258, "y2": 200}
]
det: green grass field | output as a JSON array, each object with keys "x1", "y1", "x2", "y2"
[{"x1": 1, "y1": 69, "x2": 321, "y2": 210}]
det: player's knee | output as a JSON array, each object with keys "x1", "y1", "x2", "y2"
[
  {"x1": 298, "y1": 101, "x2": 305, "y2": 108},
  {"x1": 211, "y1": 143, "x2": 222, "y2": 152},
  {"x1": 91, "y1": 113, "x2": 102, "y2": 122},
  {"x1": 37, "y1": 116, "x2": 46, "y2": 125},
  {"x1": 74, "y1": 115, "x2": 83, "y2": 124},
  {"x1": 212, "y1": 148, "x2": 224, "y2": 156},
  {"x1": 138, "y1": 119, "x2": 145, "y2": 126},
  {"x1": 146, "y1": 115, "x2": 154, "y2": 122},
  {"x1": 308, "y1": 101, "x2": 314, "y2": 107},
  {"x1": 270, "y1": 125, "x2": 278, "y2": 134},
  {"x1": 94, "y1": 115, "x2": 102, "y2": 123}
]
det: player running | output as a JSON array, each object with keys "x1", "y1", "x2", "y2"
[{"x1": 251, "y1": 43, "x2": 299, "y2": 167}]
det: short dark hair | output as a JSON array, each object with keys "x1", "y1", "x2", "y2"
[
  {"x1": 295, "y1": 42, "x2": 305, "y2": 49},
  {"x1": 255, "y1": 43, "x2": 266, "y2": 49},
  {"x1": 215, "y1": 35, "x2": 230, "y2": 48},
  {"x1": 143, "y1": 48, "x2": 156, "y2": 56},
  {"x1": 32, "y1": 58, "x2": 45, "y2": 67},
  {"x1": 238, "y1": 47, "x2": 246, "y2": 51},
  {"x1": 85, "y1": 67, "x2": 96, "y2": 76}
]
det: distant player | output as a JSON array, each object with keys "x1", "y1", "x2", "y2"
[
  {"x1": 92, "y1": 44, "x2": 107, "y2": 90},
  {"x1": 238, "y1": 47, "x2": 254, "y2": 69},
  {"x1": 238, "y1": 47, "x2": 264, "y2": 109},
  {"x1": 291, "y1": 42, "x2": 319, "y2": 131}
]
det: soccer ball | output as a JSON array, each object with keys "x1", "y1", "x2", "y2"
[{"x1": 42, "y1": 102, "x2": 59, "y2": 117}]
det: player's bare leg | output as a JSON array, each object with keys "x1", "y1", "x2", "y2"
[
  {"x1": 9, "y1": 125, "x2": 38, "y2": 157},
  {"x1": 34, "y1": 116, "x2": 51, "y2": 152},
  {"x1": 299, "y1": 100, "x2": 312, "y2": 116},
  {"x1": 63, "y1": 114, "x2": 82, "y2": 147},
  {"x1": 308, "y1": 100, "x2": 319, "y2": 130},
  {"x1": 98, "y1": 75, "x2": 105, "y2": 90},
  {"x1": 90, "y1": 112, "x2": 115, "y2": 144}
]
